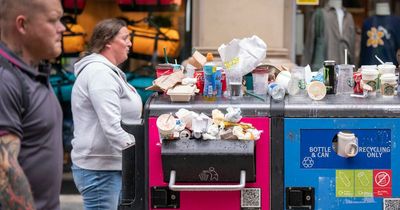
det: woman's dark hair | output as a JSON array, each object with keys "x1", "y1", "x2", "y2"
[{"x1": 86, "y1": 18, "x2": 127, "y2": 54}]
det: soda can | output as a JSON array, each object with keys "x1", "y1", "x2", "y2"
[
  {"x1": 194, "y1": 70, "x2": 204, "y2": 94},
  {"x1": 323, "y1": 60, "x2": 336, "y2": 94}
]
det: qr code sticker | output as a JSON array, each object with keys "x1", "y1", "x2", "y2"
[
  {"x1": 384, "y1": 198, "x2": 400, "y2": 210},
  {"x1": 241, "y1": 188, "x2": 261, "y2": 209}
]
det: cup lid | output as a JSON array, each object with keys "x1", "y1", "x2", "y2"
[
  {"x1": 361, "y1": 65, "x2": 377, "y2": 70},
  {"x1": 378, "y1": 64, "x2": 396, "y2": 70},
  {"x1": 156, "y1": 114, "x2": 176, "y2": 130},
  {"x1": 380, "y1": 73, "x2": 397, "y2": 81},
  {"x1": 252, "y1": 68, "x2": 268, "y2": 73},
  {"x1": 361, "y1": 68, "x2": 379, "y2": 75},
  {"x1": 338, "y1": 131, "x2": 355, "y2": 138}
]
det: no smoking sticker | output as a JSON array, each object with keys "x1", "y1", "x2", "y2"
[{"x1": 373, "y1": 170, "x2": 392, "y2": 197}]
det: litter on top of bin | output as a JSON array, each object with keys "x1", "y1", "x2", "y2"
[{"x1": 156, "y1": 107, "x2": 263, "y2": 141}]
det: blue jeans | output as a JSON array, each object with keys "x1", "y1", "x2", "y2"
[{"x1": 71, "y1": 164, "x2": 122, "y2": 210}]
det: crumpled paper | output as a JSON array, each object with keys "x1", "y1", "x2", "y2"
[{"x1": 218, "y1": 35, "x2": 267, "y2": 76}]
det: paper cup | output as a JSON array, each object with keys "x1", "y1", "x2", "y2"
[
  {"x1": 337, "y1": 131, "x2": 358, "y2": 158},
  {"x1": 380, "y1": 73, "x2": 397, "y2": 97},
  {"x1": 156, "y1": 114, "x2": 176, "y2": 139},
  {"x1": 361, "y1": 68, "x2": 379, "y2": 94},
  {"x1": 275, "y1": 71, "x2": 291, "y2": 92}
]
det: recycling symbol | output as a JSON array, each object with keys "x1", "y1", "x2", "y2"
[{"x1": 302, "y1": 157, "x2": 314, "y2": 168}]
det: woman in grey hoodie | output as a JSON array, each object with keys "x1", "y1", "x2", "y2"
[{"x1": 70, "y1": 18, "x2": 142, "y2": 210}]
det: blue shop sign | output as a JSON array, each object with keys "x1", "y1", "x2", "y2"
[{"x1": 300, "y1": 129, "x2": 391, "y2": 169}]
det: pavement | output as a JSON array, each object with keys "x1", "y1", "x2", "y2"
[
  {"x1": 60, "y1": 195, "x2": 84, "y2": 210},
  {"x1": 60, "y1": 172, "x2": 84, "y2": 210}
]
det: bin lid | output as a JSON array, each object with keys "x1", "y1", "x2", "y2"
[
  {"x1": 284, "y1": 94, "x2": 400, "y2": 118},
  {"x1": 147, "y1": 94, "x2": 270, "y2": 117}
]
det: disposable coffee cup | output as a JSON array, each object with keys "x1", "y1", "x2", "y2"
[
  {"x1": 337, "y1": 131, "x2": 358, "y2": 158},
  {"x1": 307, "y1": 81, "x2": 326, "y2": 100},
  {"x1": 156, "y1": 114, "x2": 176, "y2": 140},
  {"x1": 361, "y1": 68, "x2": 379, "y2": 95},
  {"x1": 275, "y1": 71, "x2": 291, "y2": 93},
  {"x1": 380, "y1": 73, "x2": 397, "y2": 98}
]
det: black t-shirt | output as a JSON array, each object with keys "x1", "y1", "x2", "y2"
[{"x1": 0, "y1": 43, "x2": 63, "y2": 210}]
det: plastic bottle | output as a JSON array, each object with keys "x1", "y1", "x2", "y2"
[
  {"x1": 203, "y1": 53, "x2": 216, "y2": 98},
  {"x1": 268, "y1": 82, "x2": 285, "y2": 101},
  {"x1": 215, "y1": 67, "x2": 223, "y2": 96}
]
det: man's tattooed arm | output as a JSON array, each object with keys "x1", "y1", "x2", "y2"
[{"x1": 0, "y1": 134, "x2": 35, "y2": 210}]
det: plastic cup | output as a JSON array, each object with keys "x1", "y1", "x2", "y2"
[
  {"x1": 252, "y1": 69, "x2": 268, "y2": 95},
  {"x1": 225, "y1": 67, "x2": 243, "y2": 98},
  {"x1": 287, "y1": 67, "x2": 306, "y2": 96},
  {"x1": 336, "y1": 64, "x2": 354, "y2": 95},
  {"x1": 156, "y1": 64, "x2": 174, "y2": 78}
]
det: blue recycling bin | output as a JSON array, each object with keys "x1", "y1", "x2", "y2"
[{"x1": 273, "y1": 95, "x2": 400, "y2": 210}]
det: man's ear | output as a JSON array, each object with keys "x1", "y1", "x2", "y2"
[{"x1": 15, "y1": 15, "x2": 27, "y2": 34}]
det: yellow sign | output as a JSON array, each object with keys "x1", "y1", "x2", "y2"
[{"x1": 296, "y1": 0, "x2": 319, "y2": 5}]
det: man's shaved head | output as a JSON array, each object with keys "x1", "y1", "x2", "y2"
[
  {"x1": 0, "y1": 0, "x2": 65, "y2": 64},
  {"x1": 0, "y1": 0, "x2": 45, "y2": 34},
  {"x1": 0, "y1": 0, "x2": 42, "y2": 20}
]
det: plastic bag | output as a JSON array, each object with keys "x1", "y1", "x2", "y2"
[{"x1": 218, "y1": 35, "x2": 267, "y2": 76}]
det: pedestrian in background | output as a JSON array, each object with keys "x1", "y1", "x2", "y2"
[
  {"x1": 70, "y1": 18, "x2": 142, "y2": 210},
  {"x1": 0, "y1": 0, "x2": 66, "y2": 209}
]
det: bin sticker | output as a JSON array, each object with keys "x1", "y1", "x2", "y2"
[
  {"x1": 355, "y1": 170, "x2": 373, "y2": 197},
  {"x1": 373, "y1": 170, "x2": 392, "y2": 197},
  {"x1": 300, "y1": 129, "x2": 391, "y2": 169},
  {"x1": 336, "y1": 170, "x2": 354, "y2": 197}
]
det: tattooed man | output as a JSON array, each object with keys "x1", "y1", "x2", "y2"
[{"x1": 0, "y1": 0, "x2": 65, "y2": 209}]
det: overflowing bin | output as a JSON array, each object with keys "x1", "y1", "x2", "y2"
[
  {"x1": 144, "y1": 94, "x2": 270, "y2": 210},
  {"x1": 278, "y1": 95, "x2": 400, "y2": 210}
]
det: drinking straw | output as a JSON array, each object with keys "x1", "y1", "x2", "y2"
[
  {"x1": 163, "y1": 47, "x2": 168, "y2": 63},
  {"x1": 374, "y1": 55, "x2": 384, "y2": 64},
  {"x1": 165, "y1": 113, "x2": 172, "y2": 125},
  {"x1": 244, "y1": 90, "x2": 265, "y2": 102},
  {"x1": 344, "y1": 49, "x2": 348, "y2": 65}
]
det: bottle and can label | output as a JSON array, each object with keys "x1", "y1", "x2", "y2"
[
  {"x1": 203, "y1": 52, "x2": 217, "y2": 98},
  {"x1": 323, "y1": 60, "x2": 336, "y2": 94}
]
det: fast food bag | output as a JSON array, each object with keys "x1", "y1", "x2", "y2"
[{"x1": 218, "y1": 35, "x2": 267, "y2": 76}]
